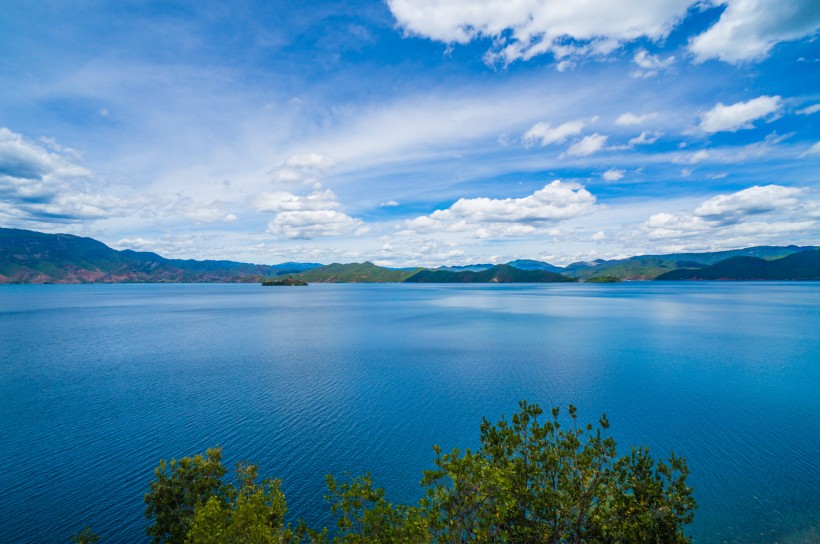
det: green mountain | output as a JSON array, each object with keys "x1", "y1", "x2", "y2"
[
  {"x1": 405, "y1": 264, "x2": 576, "y2": 283},
  {"x1": 564, "y1": 246, "x2": 816, "y2": 280},
  {"x1": 656, "y1": 250, "x2": 820, "y2": 280},
  {"x1": 294, "y1": 262, "x2": 422, "y2": 283},
  {"x1": 0, "y1": 228, "x2": 320, "y2": 283}
]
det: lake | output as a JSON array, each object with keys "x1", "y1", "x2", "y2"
[{"x1": 1, "y1": 282, "x2": 818, "y2": 543}]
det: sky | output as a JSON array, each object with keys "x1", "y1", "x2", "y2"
[{"x1": 1, "y1": 0, "x2": 819, "y2": 266}]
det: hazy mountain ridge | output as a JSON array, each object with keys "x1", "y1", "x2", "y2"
[
  {"x1": 561, "y1": 246, "x2": 817, "y2": 280},
  {"x1": 1, "y1": 227, "x2": 816, "y2": 284},
  {"x1": 0, "y1": 228, "x2": 321, "y2": 283},
  {"x1": 405, "y1": 264, "x2": 576, "y2": 283},
  {"x1": 294, "y1": 262, "x2": 422, "y2": 283},
  {"x1": 655, "y1": 250, "x2": 820, "y2": 280}
]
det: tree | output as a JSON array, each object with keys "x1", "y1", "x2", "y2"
[
  {"x1": 70, "y1": 526, "x2": 100, "y2": 543},
  {"x1": 140, "y1": 402, "x2": 695, "y2": 543},
  {"x1": 422, "y1": 401, "x2": 696, "y2": 543},
  {"x1": 186, "y1": 462, "x2": 291, "y2": 544},
  {"x1": 145, "y1": 447, "x2": 227, "y2": 544},
  {"x1": 322, "y1": 473, "x2": 427, "y2": 543}
]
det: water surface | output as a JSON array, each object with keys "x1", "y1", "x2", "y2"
[{"x1": 1, "y1": 283, "x2": 818, "y2": 543}]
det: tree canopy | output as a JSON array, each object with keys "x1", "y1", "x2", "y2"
[{"x1": 106, "y1": 402, "x2": 695, "y2": 543}]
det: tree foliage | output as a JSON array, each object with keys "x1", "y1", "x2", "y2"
[
  {"x1": 134, "y1": 402, "x2": 695, "y2": 544},
  {"x1": 144, "y1": 447, "x2": 227, "y2": 544},
  {"x1": 186, "y1": 462, "x2": 290, "y2": 544}
]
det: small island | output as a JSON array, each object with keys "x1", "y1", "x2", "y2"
[
  {"x1": 585, "y1": 276, "x2": 621, "y2": 283},
  {"x1": 261, "y1": 276, "x2": 308, "y2": 286}
]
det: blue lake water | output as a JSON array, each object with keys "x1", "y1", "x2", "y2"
[{"x1": 1, "y1": 282, "x2": 818, "y2": 543}]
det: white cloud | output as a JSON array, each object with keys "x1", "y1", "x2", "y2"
[
  {"x1": 699, "y1": 95, "x2": 782, "y2": 133},
  {"x1": 690, "y1": 0, "x2": 820, "y2": 63},
  {"x1": 693, "y1": 184, "x2": 804, "y2": 220},
  {"x1": 642, "y1": 184, "x2": 818, "y2": 245},
  {"x1": 404, "y1": 180, "x2": 596, "y2": 238},
  {"x1": 591, "y1": 231, "x2": 606, "y2": 241},
  {"x1": 566, "y1": 134, "x2": 608, "y2": 156},
  {"x1": 271, "y1": 168, "x2": 306, "y2": 184},
  {"x1": 523, "y1": 120, "x2": 586, "y2": 147},
  {"x1": 388, "y1": 0, "x2": 695, "y2": 65},
  {"x1": 628, "y1": 131, "x2": 661, "y2": 146},
  {"x1": 389, "y1": 1, "x2": 819, "y2": 67},
  {"x1": 631, "y1": 49, "x2": 675, "y2": 77},
  {"x1": 270, "y1": 152, "x2": 335, "y2": 184},
  {"x1": 0, "y1": 127, "x2": 141, "y2": 225},
  {"x1": 255, "y1": 188, "x2": 365, "y2": 239},
  {"x1": 603, "y1": 168, "x2": 625, "y2": 181},
  {"x1": 673, "y1": 149, "x2": 710, "y2": 164},
  {"x1": 254, "y1": 189, "x2": 341, "y2": 212},
  {"x1": 379, "y1": 200, "x2": 400, "y2": 207},
  {"x1": 284, "y1": 152, "x2": 335, "y2": 170},
  {"x1": 799, "y1": 142, "x2": 820, "y2": 157},
  {"x1": 267, "y1": 210, "x2": 367, "y2": 239},
  {"x1": 797, "y1": 103, "x2": 820, "y2": 115},
  {"x1": 615, "y1": 112, "x2": 658, "y2": 126},
  {"x1": 185, "y1": 206, "x2": 238, "y2": 224},
  {"x1": 372, "y1": 237, "x2": 468, "y2": 267}
]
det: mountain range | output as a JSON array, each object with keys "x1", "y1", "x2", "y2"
[
  {"x1": 655, "y1": 251, "x2": 820, "y2": 281},
  {"x1": 0, "y1": 227, "x2": 817, "y2": 284},
  {"x1": 0, "y1": 228, "x2": 320, "y2": 283}
]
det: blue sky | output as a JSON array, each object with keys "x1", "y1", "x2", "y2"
[{"x1": 1, "y1": 0, "x2": 818, "y2": 266}]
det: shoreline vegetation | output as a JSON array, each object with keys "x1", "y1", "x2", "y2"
[
  {"x1": 2, "y1": 227, "x2": 818, "y2": 284},
  {"x1": 74, "y1": 402, "x2": 696, "y2": 543},
  {"x1": 262, "y1": 276, "x2": 308, "y2": 286}
]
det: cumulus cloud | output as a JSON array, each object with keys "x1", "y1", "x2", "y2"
[
  {"x1": 615, "y1": 112, "x2": 658, "y2": 126},
  {"x1": 390, "y1": 1, "x2": 818, "y2": 66},
  {"x1": 699, "y1": 95, "x2": 782, "y2": 133},
  {"x1": 404, "y1": 180, "x2": 596, "y2": 238},
  {"x1": 255, "y1": 188, "x2": 366, "y2": 239},
  {"x1": 0, "y1": 127, "x2": 139, "y2": 225},
  {"x1": 566, "y1": 134, "x2": 608, "y2": 156},
  {"x1": 693, "y1": 184, "x2": 804, "y2": 220},
  {"x1": 523, "y1": 120, "x2": 587, "y2": 147},
  {"x1": 642, "y1": 184, "x2": 818, "y2": 246},
  {"x1": 690, "y1": 0, "x2": 820, "y2": 63},
  {"x1": 388, "y1": 0, "x2": 695, "y2": 65},
  {"x1": 267, "y1": 210, "x2": 367, "y2": 239},
  {"x1": 603, "y1": 169, "x2": 625, "y2": 181}
]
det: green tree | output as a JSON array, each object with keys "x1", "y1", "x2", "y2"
[
  {"x1": 142, "y1": 402, "x2": 695, "y2": 544},
  {"x1": 186, "y1": 462, "x2": 291, "y2": 544},
  {"x1": 422, "y1": 401, "x2": 696, "y2": 543},
  {"x1": 322, "y1": 473, "x2": 428, "y2": 543},
  {"x1": 70, "y1": 526, "x2": 100, "y2": 543},
  {"x1": 145, "y1": 447, "x2": 227, "y2": 544}
]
